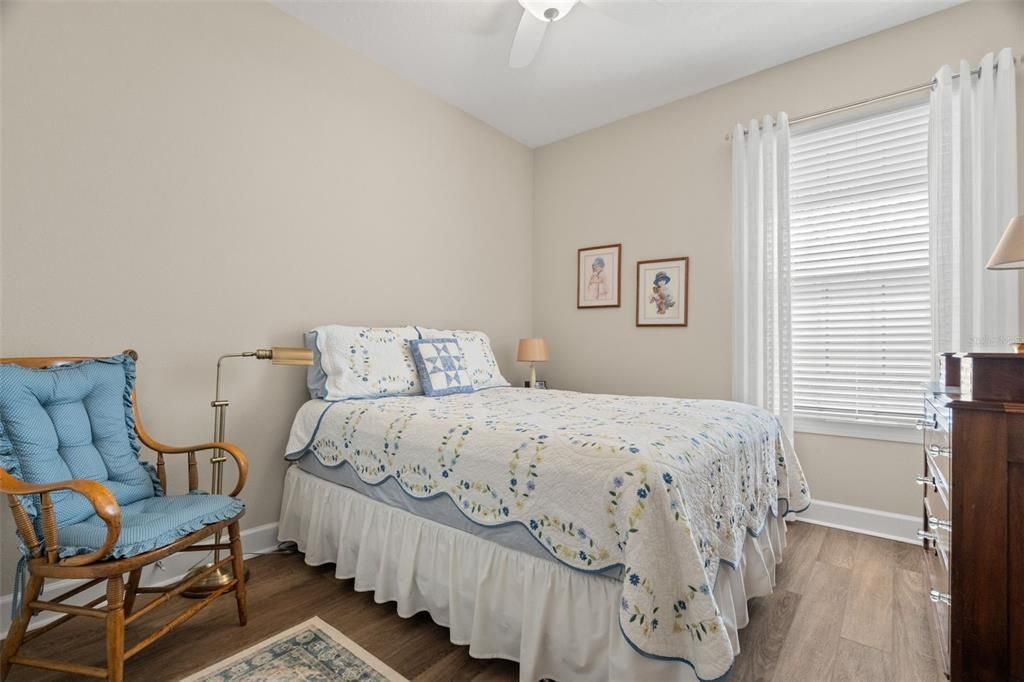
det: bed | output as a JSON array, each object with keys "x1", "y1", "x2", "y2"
[{"x1": 277, "y1": 385, "x2": 810, "y2": 682}]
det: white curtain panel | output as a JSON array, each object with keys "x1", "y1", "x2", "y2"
[
  {"x1": 732, "y1": 113, "x2": 794, "y2": 438},
  {"x1": 930, "y1": 48, "x2": 1020, "y2": 355}
]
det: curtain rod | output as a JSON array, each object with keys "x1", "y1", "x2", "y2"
[{"x1": 725, "y1": 54, "x2": 1021, "y2": 142}]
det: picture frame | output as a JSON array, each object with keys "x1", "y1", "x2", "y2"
[
  {"x1": 636, "y1": 257, "x2": 688, "y2": 327},
  {"x1": 577, "y1": 243, "x2": 622, "y2": 308}
]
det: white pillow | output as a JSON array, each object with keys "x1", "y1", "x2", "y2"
[
  {"x1": 309, "y1": 325, "x2": 422, "y2": 400},
  {"x1": 416, "y1": 328, "x2": 510, "y2": 390}
]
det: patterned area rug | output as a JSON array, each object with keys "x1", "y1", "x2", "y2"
[{"x1": 181, "y1": 617, "x2": 408, "y2": 681}]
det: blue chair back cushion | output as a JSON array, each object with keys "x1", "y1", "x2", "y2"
[{"x1": 0, "y1": 355, "x2": 157, "y2": 527}]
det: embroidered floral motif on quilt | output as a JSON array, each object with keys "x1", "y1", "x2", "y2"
[{"x1": 285, "y1": 387, "x2": 810, "y2": 680}]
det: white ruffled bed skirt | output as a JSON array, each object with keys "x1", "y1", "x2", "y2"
[{"x1": 278, "y1": 466, "x2": 789, "y2": 682}]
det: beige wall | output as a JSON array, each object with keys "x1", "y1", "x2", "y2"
[
  {"x1": 0, "y1": 1, "x2": 532, "y2": 587},
  {"x1": 533, "y1": 1, "x2": 1024, "y2": 516}
]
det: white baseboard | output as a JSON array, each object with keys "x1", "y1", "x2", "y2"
[
  {"x1": 0, "y1": 522, "x2": 280, "y2": 637},
  {"x1": 795, "y1": 500, "x2": 919, "y2": 544}
]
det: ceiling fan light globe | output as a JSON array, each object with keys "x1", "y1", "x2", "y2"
[{"x1": 518, "y1": 0, "x2": 578, "y2": 23}]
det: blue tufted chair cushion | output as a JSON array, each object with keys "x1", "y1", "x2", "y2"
[
  {"x1": 0, "y1": 355, "x2": 160, "y2": 528},
  {"x1": 58, "y1": 494, "x2": 244, "y2": 559}
]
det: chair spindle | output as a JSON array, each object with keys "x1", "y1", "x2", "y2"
[
  {"x1": 188, "y1": 451, "x2": 198, "y2": 492},
  {"x1": 40, "y1": 493, "x2": 59, "y2": 564},
  {"x1": 156, "y1": 453, "x2": 167, "y2": 492},
  {"x1": 7, "y1": 495, "x2": 42, "y2": 558}
]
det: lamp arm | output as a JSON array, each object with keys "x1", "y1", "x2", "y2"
[{"x1": 214, "y1": 352, "x2": 257, "y2": 403}]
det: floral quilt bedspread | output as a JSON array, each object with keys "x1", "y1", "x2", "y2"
[{"x1": 284, "y1": 387, "x2": 810, "y2": 680}]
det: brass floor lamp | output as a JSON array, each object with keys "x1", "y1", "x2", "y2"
[{"x1": 184, "y1": 346, "x2": 313, "y2": 596}]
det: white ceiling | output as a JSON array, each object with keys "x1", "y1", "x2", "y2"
[{"x1": 272, "y1": 0, "x2": 961, "y2": 148}]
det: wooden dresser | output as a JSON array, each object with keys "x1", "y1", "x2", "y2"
[{"x1": 920, "y1": 353, "x2": 1024, "y2": 681}]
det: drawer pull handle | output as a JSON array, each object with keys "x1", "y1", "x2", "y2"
[
  {"x1": 928, "y1": 444, "x2": 952, "y2": 457},
  {"x1": 927, "y1": 515, "x2": 952, "y2": 532},
  {"x1": 916, "y1": 529, "x2": 938, "y2": 542},
  {"x1": 915, "y1": 476, "x2": 935, "y2": 486},
  {"x1": 929, "y1": 589, "x2": 952, "y2": 606}
]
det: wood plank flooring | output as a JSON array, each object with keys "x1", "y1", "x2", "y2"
[{"x1": 2, "y1": 521, "x2": 944, "y2": 681}]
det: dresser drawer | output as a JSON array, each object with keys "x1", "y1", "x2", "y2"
[
  {"x1": 924, "y1": 395, "x2": 952, "y2": 435},
  {"x1": 924, "y1": 480, "x2": 951, "y2": 567},
  {"x1": 926, "y1": 435, "x2": 952, "y2": 496},
  {"x1": 925, "y1": 447, "x2": 951, "y2": 512},
  {"x1": 922, "y1": 478, "x2": 952, "y2": 678},
  {"x1": 924, "y1": 537, "x2": 951, "y2": 678},
  {"x1": 922, "y1": 397, "x2": 952, "y2": 499}
]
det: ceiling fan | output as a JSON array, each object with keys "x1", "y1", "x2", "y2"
[
  {"x1": 508, "y1": 0, "x2": 663, "y2": 69},
  {"x1": 508, "y1": 0, "x2": 580, "y2": 68}
]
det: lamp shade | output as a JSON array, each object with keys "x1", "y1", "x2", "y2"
[
  {"x1": 987, "y1": 215, "x2": 1024, "y2": 269},
  {"x1": 517, "y1": 338, "x2": 549, "y2": 363},
  {"x1": 269, "y1": 347, "x2": 314, "y2": 366}
]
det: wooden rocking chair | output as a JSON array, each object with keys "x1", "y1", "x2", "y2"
[{"x1": 0, "y1": 351, "x2": 248, "y2": 681}]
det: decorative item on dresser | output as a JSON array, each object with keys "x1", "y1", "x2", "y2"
[
  {"x1": 986, "y1": 214, "x2": 1024, "y2": 271},
  {"x1": 919, "y1": 352, "x2": 1024, "y2": 681}
]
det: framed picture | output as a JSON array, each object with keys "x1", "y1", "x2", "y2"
[
  {"x1": 636, "y1": 257, "x2": 688, "y2": 327},
  {"x1": 577, "y1": 243, "x2": 621, "y2": 308}
]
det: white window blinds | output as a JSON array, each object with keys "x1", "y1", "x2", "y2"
[{"x1": 789, "y1": 103, "x2": 931, "y2": 429}]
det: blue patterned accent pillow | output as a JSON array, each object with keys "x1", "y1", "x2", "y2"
[{"x1": 408, "y1": 338, "x2": 474, "y2": 397}]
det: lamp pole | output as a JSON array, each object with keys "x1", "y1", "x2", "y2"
[{"x1": 184, "y1": 348, "x2": 312, "y2": 596}]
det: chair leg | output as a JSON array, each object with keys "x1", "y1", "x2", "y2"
[
  {"x1": 123, "y1": 568, "x2": 142, "y2": 617},
  {"x1": 228, "y1": 521, "x2": 247, "y2": 627},
  {"x1": 105, "y1": 577, "x2": 125, "y2": 682},
  {"x1": 0, "y1": 574, "x2": 44, "y2": 678}
]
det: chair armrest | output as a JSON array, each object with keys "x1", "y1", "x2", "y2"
[
  {"x1": 0, "y1": 469, "x2": 122, "y2": 567},
  {"x1": 136, "y1": 435, "x2": 249, "y2": 498}
]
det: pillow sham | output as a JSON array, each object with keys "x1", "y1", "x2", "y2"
[
  {"x1": 304, "y1": 330, "x2": 329, "y2": 399},
  {"x1": 408, "y1": 338, "x2": 474, "y2": 397},
  {"x1": 415, "y1": 327, "x2": 510, "y2": 390},
  {"x1": 307, "y1": 325, "x2": 421, "y2": 400}
]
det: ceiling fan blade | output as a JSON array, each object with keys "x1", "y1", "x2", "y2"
[{"x1": 509, "y1": 8, "x2": 549, "y2": 68}]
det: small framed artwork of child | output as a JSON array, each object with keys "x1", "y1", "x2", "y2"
[
  {"x1": 636, "y1": 257, "x2": 688, "y2": 327},
  {"x1": 577, "y1": 244, "x2": 622, "y2": 308}
]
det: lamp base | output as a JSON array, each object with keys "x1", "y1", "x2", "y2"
[{"x1": 181, "y1": 562, "x2": 249, "y2": 598}]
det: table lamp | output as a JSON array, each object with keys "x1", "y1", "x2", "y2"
[
  {"x1": 987, "y1": 215, "x2": 1024, "y2": 270},
  {"x1": 986, "y1": 214, "x2": 1024, "y2": 352},
  {"x1": 517, "y1": 338, "x2": 549, "y2": 387},
  {"x1": 184, "y1": 346, "x2": 314, "y2": 596}
]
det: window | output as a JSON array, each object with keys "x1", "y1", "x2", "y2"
[{"x1": 789, "y1": 102, "x2": 931, "y2": 437}]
